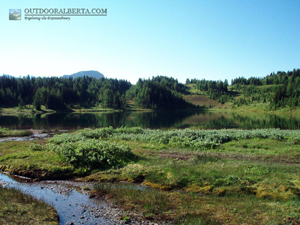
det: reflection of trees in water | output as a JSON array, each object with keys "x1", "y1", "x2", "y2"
[
  {"x1": 60, "y1": 111, "x2": 199, "y2": 129},
  {"x1": 0, "y1": 111, "x2": 199, "y2": 129},
  {"x1": 231, "y1": 113, "x2": 300, "y2": 129},
  {"x1": 0, "y1": 111, "x2": 300, "y2": 129},
  {"x1": 0, "y1": 115, "x2": 47, "y2": 129},
  {"x1": 201, "y1": 113, "x2": 300, "y2": 129},
  {"x1": 197, "y1": 115, "x2": 236, "y2": 129},
  {"x1": 123, "y1": 111, "x2": 198, "y2": 128},
  {"x1": 182, "y1": 112, "x2": 230, "y2": 128}
]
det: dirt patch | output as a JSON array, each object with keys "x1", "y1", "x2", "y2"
[
  {"x1": 183, "y1": 95, "x2": 219, "y2": 107},
  {"x1": 158, "y1": 152, "x2": 193, "y2": 160},
  {"x1": 156, "y1": 151, "x2": 300, "y2": 164}
]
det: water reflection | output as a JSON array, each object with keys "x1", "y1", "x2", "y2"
[{"x1": 0, "y1": 111, "x2": 300, "y2": 130}]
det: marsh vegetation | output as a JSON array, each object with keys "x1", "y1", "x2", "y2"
[
  {"x1": 0, "y1": 127, "x2": 299, "y2": 224},
  {"x1": 0, "y1": 186, "x2": 58, "y2": 225}
]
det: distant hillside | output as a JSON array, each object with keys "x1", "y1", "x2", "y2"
[
  {"x1": 185, "y1": 68, "x2": 300, "y2": 111},
  {"x1": 62, "y1": 70, "x2": 104, "y2": 79},
  {"x1": 126, "y1": 76, "x2": 196, "y2": 110},
  {"x1": 1, "y1": 68, "x2": 299, "y2": 112}
]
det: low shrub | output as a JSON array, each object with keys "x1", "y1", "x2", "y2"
[{"x1": 48, "y1": 139, "x2": 135, "y2": 170}]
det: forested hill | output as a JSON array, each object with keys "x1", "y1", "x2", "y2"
[
  {"x1": 184, "y1": 69, "x2": 300, "y2": 110},
  {"x1": 230, "y1": 69, "x2": 300, "y2": 109},
  {"x1": 0, "y1": 76, "x2": 131, "y2": 110},
  {"x1": 126, "y1": 76, "x2": 194, "y2": 109},
  {"x1": 186, "y1": 69, "x2": 300, "y2": 110},
  {"x1": 0, "y1": 69, "x2": 299, "y2": 111},
  {"x1": 0, "y1": 75, "x2": 195, "y2": 110}
]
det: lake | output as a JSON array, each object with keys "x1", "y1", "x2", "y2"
[{"x1": 0, "y1": 111, "x2": 300, "y2": 130}]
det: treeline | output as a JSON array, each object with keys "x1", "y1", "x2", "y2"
[
  {"x1": 0, "y1": 76, "x2": 131, "y2": 110},
  {"x1": 126, "y1": 76, "x2": 194, "y2": 109},
  {"x1": 1, "y1": 69, "x2": 299, "y2": 111},
  {"x1": 186, "y1": 78, "x2": 230, "y2": 104},
  {"x1": 231, "y1": 69, "x2": 300, "y2": 109},
  {"x1": 0, "y1": 75, "x2": 195, "y2": 110},
  {"x1": 231, "y1": 69, "x2": 300, "y2": 87}
]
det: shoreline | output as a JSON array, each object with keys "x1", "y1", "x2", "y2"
[
  {"x1": 1, "y1": 106, "x2": 300, "y2": 116},
  {"x1": 0, "y1": 172, "x2": 166, "y2": 225}
]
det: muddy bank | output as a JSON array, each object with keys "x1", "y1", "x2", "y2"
[{"x1": 0, "y1": 173, "x2": 165, "y2": 225}]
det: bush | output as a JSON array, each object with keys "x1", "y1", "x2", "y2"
[
  {"x1": 62, "y1": 127, "x2": 300, "y2": 150},
  {"x1": 48, "y1": 139, "x2": 135, "y2": 170}
]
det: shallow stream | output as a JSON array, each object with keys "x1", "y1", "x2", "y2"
[{"x1": 0, "y1": 172, "x2": 119, "y2": 225}]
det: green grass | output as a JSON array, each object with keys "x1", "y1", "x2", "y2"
[
  {"x1": 93, "y1": 182, "x2": 300, "y2": 225},
  {"x1": 220, "y1": 138, "x2": 300, "y2": 161},
  {"x1": 94, "y1": 183, "x2": 174, "y2": 221},
  {"x1": 0, "y1": 186, "x2": 59, "y2": 225},
  {"x1": 0, "y1": 139, "x2": 74, "y2": 179},
  {"x1": 0, "y1": 105, "x2": 55, "y2": 115},
  {"x1": 0, "y1": 129, "x2": 138, "y2": 179},
  {"x1": 0, "y1": 126, "x2": 33, "y2": 137},
  {"x1": 185, "y1": 83, "x2": 300, "y2": 114},
  {"x1": 81, "y1": 127, "x2": 300, "y2": 224},
  {"x1": 1, "y1": 127, "x2": 300, "y2": 224}
]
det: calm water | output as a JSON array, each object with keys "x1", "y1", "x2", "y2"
[{"x1": 0, "y1": 111, "x2": 300, "y2": 130}]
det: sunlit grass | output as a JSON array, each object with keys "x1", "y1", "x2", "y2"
[
  {"x1": 0, "y1": 140, "x2": 73, "y2": 179},
  {"x1": 0, "y1": 126, "x2": 32, "y2": 137},
  {"x1": 80, "y1": 127, "x2": 300, "y2": 224},
  {"x1": 1, "y1": 127, "x2": 300, "y2": 224},
  {"x1": 93, "y1": 182, "x2": 300, "y2": 225},
  {"x1": 0, "y1": 186, "x2": 59, "y2": 225}
]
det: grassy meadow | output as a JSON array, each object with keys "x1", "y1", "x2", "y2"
[
  {"x1": 0, "y1": 126, "x2": 33, "y2": 137},
  {"x1": 0, "y1": 186, "x2": 58, "y2": 225},
  {"x1": 0, "y1": 127, "x2": 300, "y2": 224}
]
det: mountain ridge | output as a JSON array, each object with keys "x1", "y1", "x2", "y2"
[
  {"x1": 61, "y1": 70, "x2": 104, "y2": 79},
  {"x1": 2, "y1": 70, "x2": 105, "y2": 79}
]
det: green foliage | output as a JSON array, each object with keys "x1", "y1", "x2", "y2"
[
  {"x1": 0, "y1": 140, "x2": 74, "y2": 179},
  {"x1": 79, "y1": 126, "x2": 144, "y2": 139},
  {"x1": 231, "y1": 69, "x2": 300, "y2": 109},
  {"x1": 48, "y1": 131, "x2": 136, "y2": 170},
  {"x1": 54, "y1": 127, "x2": 300, "y2": 155},
  {"x1": 29, "y1": 143, "x2": 46, "y2": 151},
  {"x1": 1, "y1": 68, "x2": 299, "y2": 111},
  {"x1": 48, "y1": 133, "x2": 85, "y2": 144},
  {"x1": 232, "y1": 76, "x2": 263, "y2": 86},
  {"x1": 87, "y1": 127, "x2": 299, "y2": 150},
  {"x1": 0, "y1": 75, "x2": 131, "y2": 109},
  {"x1": 1, "y1": 126, "x2": 300, "y2": 224},
  {"x1": 0, "y1": 126, "x2": 33, "y2": 137},
  {"x1": 287, "y1": 132, "x2": 300, "y2": 144},
  {"x1": 126, "y1": 76, "x2": 194, "y2": 109},
  {"x1": 191, "y1": 79, "x2": 230, "y2": 104}
]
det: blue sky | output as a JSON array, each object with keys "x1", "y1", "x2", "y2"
[{"x1": 1, "y1": 0, "x2": 299, "y2": 84}]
